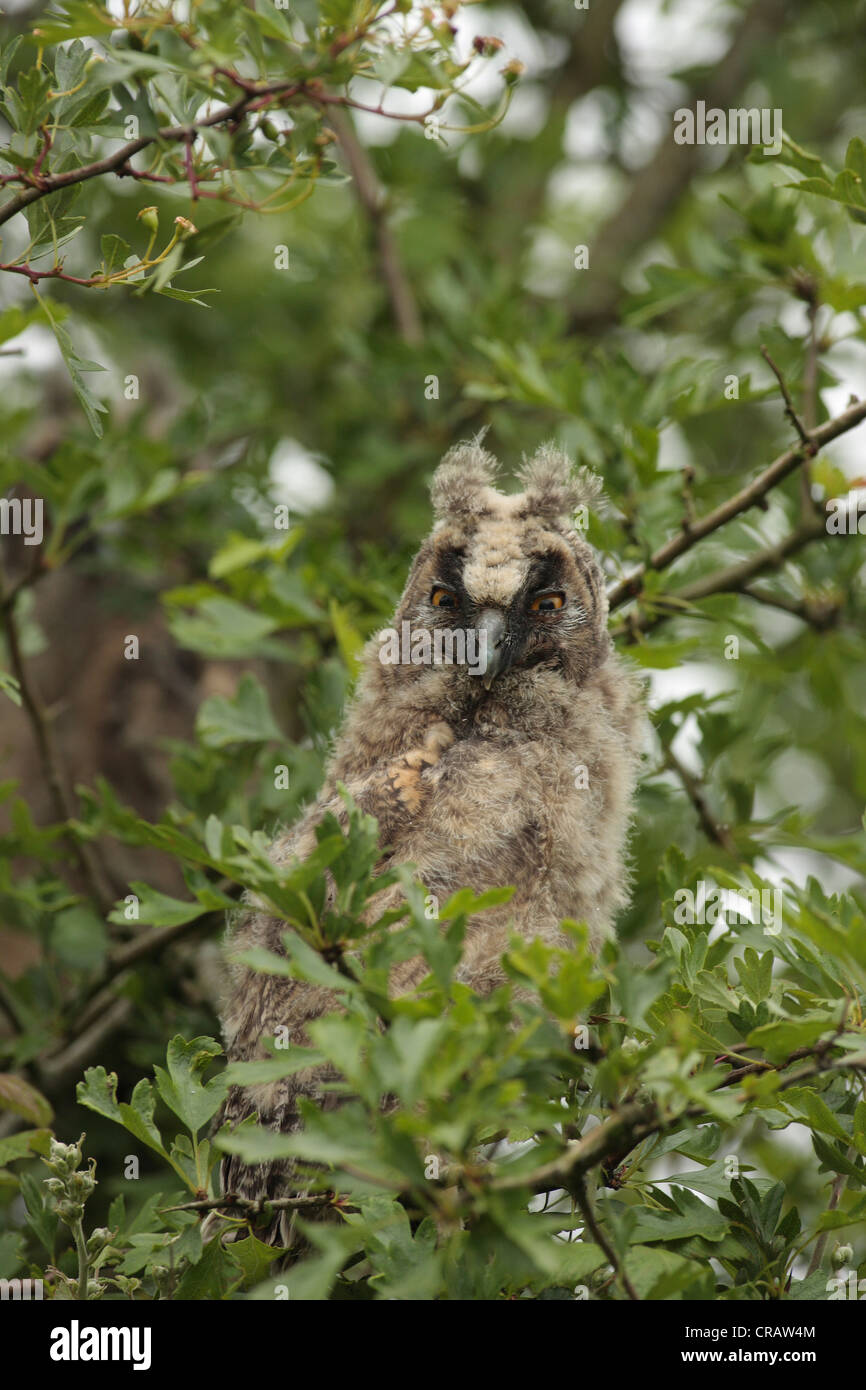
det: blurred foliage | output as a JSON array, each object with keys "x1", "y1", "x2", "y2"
[{"x1": 0, "y1": 0, "x2": 865, "y2": 1300}]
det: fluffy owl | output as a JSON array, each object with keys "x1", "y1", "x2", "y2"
[{"x1": 216, "y1": 438, "x2": 644, "y2": 1245}]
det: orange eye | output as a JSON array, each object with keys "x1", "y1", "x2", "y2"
[
  {"x1": 431, "y1": 586, "x2": 458, "y2": 609},
  {"x1": 530, "y1": 591, "x2": 565, "y2": 612}
]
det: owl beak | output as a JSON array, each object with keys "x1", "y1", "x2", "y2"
[{"x1": 475, "y1": 609, "x2": 511, "y2": 690}]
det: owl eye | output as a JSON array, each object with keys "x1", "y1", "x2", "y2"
[
  {"x1": 530, "y1": 591, "x2": 566, "y2": 613},
  {"x1": 431, "y1": 586, "x2": 459, "y2": 609}
]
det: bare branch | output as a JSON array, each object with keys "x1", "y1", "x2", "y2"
[
  {"x1": 0, "y1": 565, "x2": 115, "y2": 912},
  {"x1": 606, "y1": 397, "x2": 866, "y2": 614},
  {"x1": 164, "y1": 1191, "x2": 340, "y2": 1215},
  {"x1": 569, "y1": 0, "x2": 799, "y2": 329},
  {"x1": 662, "y1": 745, "x2": 736, "y2": 854},
  {"x1": 328, "y1": 107, "x2": 423, "y2": 346},
  {"x1": 574, "y1": 1174, "x2": 640, "y2": 1301},
  {"x1": 38, "y1": 996, "x2": 133, "y2": 1091},
  {"x1": 760, "y1": 344, "x2": 813, "y2": 450},
  {"x1": 612, "y1": 514, "x2": 827, "y2": 640}
]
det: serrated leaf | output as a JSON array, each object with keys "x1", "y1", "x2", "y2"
[
  {"x1": 153, "y1": 1035, "x2": 227, "y2": 1135},
  {"x1": 196, "y1": 674, "x2": 283, "y2": 748},
  {"x1": 0, "y1": 1075, "x2": 53, "y2": 1128}
]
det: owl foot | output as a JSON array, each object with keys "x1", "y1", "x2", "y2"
[{"x1": 386, "y1": 721, "x2": 454, "y2": 813}]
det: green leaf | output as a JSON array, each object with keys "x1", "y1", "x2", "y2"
[
  {"x1": 174, "y1": 1233, "x2": 243, "y2": 1299},
  {"x1": 227, "y1": 1233, "x2": 287, "y2": 1288},
  {"x1": 0, "y1": 1074, "x2": 53, "y2": 1128},
  {"x1": 36, "y1": 293, "x2": 107, "y2": 438},
  {"x1": 153, "y1": 1035, "x2": 228, "y2": 1135},
  {"x1": 0, "y1": 1128, "x2": 51, "y2": 1165},
  {"x1": 0, "y1": 304, "x2": 42, "y2": 348},
  {"x1": 746, "y1": 1014, "x2": 840, "y2": 1063},
  {"x1": 329, "y1": 599, "x2": 364, "y2": 678},
  {"x1": 167, "y1": 595, "x2": 288, "y2": 660},
  {"x1": 77, "y1": 1068, "x2": 170, "y2": 1162},
  {"x1": 0, "y1": 671, "x2": 22, "y2": 706},
  {"x1": 623, "y1": 1245, "x2": 713, "y2": 1299},
  {"x1": 49, "y1": 905, "x2": 108, "y2": 972},
  {"x1": 782, "y1": 1089, "x2": 851, "y2": 1144},
  {"x1": 108, "y1": 882, "x2": 210, "y2": 929},
  {"x1": 99, "y1": 233, "x2": 132, "y2": 279},
  {"x1": 196, "y1": 674, "x2": 283, "y2": 748},
  {"x1": 224, "y1": 1049, "x2": 325, "y2": 1086}
]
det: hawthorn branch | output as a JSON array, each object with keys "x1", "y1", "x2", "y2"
[
  {"x1": 164, "y1": 1191, "x2": 340, "y2": 1216},
  {"x1": 492, "y1": 1099, "x2": 661, "y2": 1194},
  {"x1": 760, "y1": 344, "x2": 812, "y2": 449},
  {"x1": 327, "y1": 107, "x2": 423, "y2": 346},
  {"x1": 662, "y1": 745, "x2": 736, "y2": 853},
  {"x1": 569, "y1": 0, "x2": 799, "y2": 329},
  {"x1": 606, "y1": 396, "x2": 866, "y2": 615},
  {"x1": 0, "y1": 568, "x2": 115, "y2": 913},
  {"x1": 0, "y1": 72, "x2": 449, "y2": 237},
  {"x1": 612, "y1": 513, "x2": 827, "y2": 640},
  {"x1": 574, "y1": 1174, "x2": 640, "y2": 1300},
  {"x1": 491, "y1": 1049, "x2": 866, "y2": 1200},
  {"x1": 0, "y1": 91, "x2": 257, "y2": 230}
]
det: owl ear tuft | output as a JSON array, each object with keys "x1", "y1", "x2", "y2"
[
  {"x1": 517, "y1": 442, "x2": 603, "y2": 520},
  {"x1": 430, "y1": 431, "x2": 500, "y2": 520}
]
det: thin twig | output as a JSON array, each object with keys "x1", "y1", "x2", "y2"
[
  {"x1": 805, "y1": 1169, "x2": 849, "y2": 1276},
  {"x1": 738, "y1": 583, "x2": 841, "y2": 629},
  {"x1": 164, "y1": 1191, "x2": 340, "y2": 1215},
  {"x1": 760, "y1": 345, "x2": 813, "y2": 449},
  {"x1": 38, "y1": 996, "x2": 133, "y2": 1091},
  {"x1": 574, "y1": 1174, "x2": 640, "y2": 1300},
  {"x1": 327, "y1": 107, "x2": 423, "y2": 346},
  {"x1": 607, "y1": 396, "x2": 865, "y2": 613},
  {"x1": 612, "y1": 515, "x2": 827, "y2": 640},
  {"x1": 662, "y1": 746, "x2": 736, "y2": 853},
  {"x1": 0, "y1": 564, "x2": 115, "y2": 912}
]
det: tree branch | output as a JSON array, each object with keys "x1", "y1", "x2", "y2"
[
  {"x1": 606, "y1": 396, "x2": 866, "y2": 615},
  {"x1": 612, "y1": 514, "x2": 827, "y2": 640},
  {"x1": 164, "y1": 1191, "x2": 340, "y2": 1215},
  {"x1": 760, "y1": 344, "x2": 813, "y2": 450},
  {"x1": 38, "y1": 996, "x2": 133, "y2": 1091},
  {"x1": 569, "y1": 0, "x2": 799, "y2": 329},
  {"x1": 0, "y1": 89, "x2": 264, "y2": 230},
  {"x1": 327, "y1": 107, "x2": 423, "y2": 346},
  {"x1": 662, "y1": 745, "x2": 736, "y2": 853},
  {"x1": 574, "y1": 1173, "x2": 640, "y2": 1300},
  {"x1": 0, "y1": 569, "x2": 115, "y2": 912},
  {"x1": 492, "y1": 1050, "x2": 866, "y2": 1200},
  {"x1": 0, "y1": 67, "x2": 449, "y2": 237}
]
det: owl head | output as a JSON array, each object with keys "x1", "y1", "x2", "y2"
[{"x1": 388, "y1": 436, "x2": 610, "y2": 697}]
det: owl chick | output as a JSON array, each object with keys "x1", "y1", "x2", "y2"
[{"x1": 216, "y1": 438, "x2": 644, "y2": 1243}]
